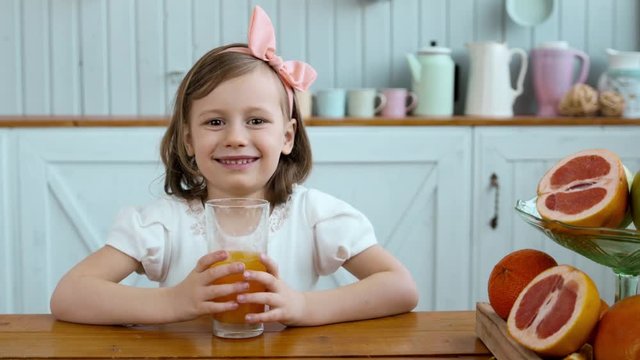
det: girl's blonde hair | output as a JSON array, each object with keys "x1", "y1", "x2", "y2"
[{"x1": 160, "y1": 44, "x2": 312, "y2": 205}]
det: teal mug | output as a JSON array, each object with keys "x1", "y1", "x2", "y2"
[{"x1": 315, "y1": 89, "x2": 347, "y2": 118}]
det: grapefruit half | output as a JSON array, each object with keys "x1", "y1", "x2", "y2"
[
  {"x1": 536, "y1": 149, "x2": 629, "y2": 228},
  {"x1": 507, "y1": 265, "x2": 601, "y2": 357}
]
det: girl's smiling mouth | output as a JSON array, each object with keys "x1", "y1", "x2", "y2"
[{"x1": 216, "y1": 156, "x2": 259, "y2": 169}]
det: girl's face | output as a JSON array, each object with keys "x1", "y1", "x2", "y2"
[{"x1": 186, "y1": 66, "x2": 295, "y2": 200}]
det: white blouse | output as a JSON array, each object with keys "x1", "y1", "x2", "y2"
[{"x1": 105, "y1": 185, "x2": 377, "y2": 291}]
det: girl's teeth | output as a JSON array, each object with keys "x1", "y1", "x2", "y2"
[{"x1": 221, "y1": 159, "x2": 252, "y2": 165}]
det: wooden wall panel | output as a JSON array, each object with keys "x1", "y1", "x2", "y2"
[
  {"x1": 165, "y1": 0, "x2": 192, "y2": 111},
  {"x1": 135, "y1": 0, "x2": 165, "y2": 115},
  {"x1": 335, "y1": 1, "x2": 363, "y2": 88},
  {"x1": 0, "y1": 0, "x2": 22, "y2": 115},
  {"x1": 50, "y1": 0, "x2": 80, "y2": 114},
  {"x1": 307, "y1": 0, "x2": 335, "y2": 89},
  {"x1": 363, "y1": 1, "x2": 391, "y2": 88},
  {"x1": 192, "y1": 0, "x2": 220, "y2": 62},
  {"x1": 109, "y1": 0, "x2": 137, "y2": 115},
  {"x1": 2, "y1": 0, "x2": 639, "y2": 115},
  {"x1": 79, "y1": 0, "x2": 108, "y2": 114},
  {"x1": 278, "y1": 0, "x2": 307, "y2": 64},
  {"x1": 22, "y1": 0, "x2": 50, "y2": 114},
  {"x1": 390, "y1": 0, "x2": 418, "y2": 88}
]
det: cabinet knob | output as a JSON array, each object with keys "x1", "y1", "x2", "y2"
[{"x1": 489, "y1": 173, "x2": 499, "y2": 229}]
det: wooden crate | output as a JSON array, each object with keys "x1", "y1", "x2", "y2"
[{"x1": 475, "y1": 302, "x2": 543, "y2": 360}]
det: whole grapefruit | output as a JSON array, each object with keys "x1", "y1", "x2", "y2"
[
  {"x1": 536, "y1": 149, "x2": 628, "y2": 228},
  {"x1": 488, "y1": 249, "x2": 558, "y2": 320},
  {"x1": 593, "y1": 294, "x2": 640, "y2": 360}
]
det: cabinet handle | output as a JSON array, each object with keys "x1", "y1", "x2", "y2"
[{"x1": 489, "y1": 173, "x2": 499, "y2": 229}]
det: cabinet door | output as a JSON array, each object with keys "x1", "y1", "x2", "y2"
[
  {"x1": 306, "y1": 127, "x2": 473, "y2": 311},
  {"x1": 0, "y1": 130, "x2": 16, "y2": 313},
  {"x1": 473, "y1": 127, "x2": 640, "y2": 306},
  {"x1": 16, "y1": 128, "x2": 166, "y2": 313}
]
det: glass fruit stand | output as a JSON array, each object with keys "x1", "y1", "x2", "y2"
[{"x1": 516, "y1": 197, "x2": 640, "y2": 303}]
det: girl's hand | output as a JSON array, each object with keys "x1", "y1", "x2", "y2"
[
  {"x1": 169, "y1": 251, "x2": 248, "y2": 321},
  {"x1": 236, "y1": 254, "x2": 307, "y2": 326}
]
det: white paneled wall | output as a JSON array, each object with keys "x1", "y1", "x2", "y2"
[{"x1": 1, "y1": 0, "x2": 639, "y2": 116}]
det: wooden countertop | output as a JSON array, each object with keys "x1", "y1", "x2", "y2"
[
  {"x1": 1, "y1": 115, "x2": 640, "y2": 127},
  {"x1": 0, "y1": 311, "x2": 491, "y2": 359}
]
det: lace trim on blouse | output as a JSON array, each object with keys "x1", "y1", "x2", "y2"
[{"x1": 185, "y1": 190, "x2": 293, "y2": 238}]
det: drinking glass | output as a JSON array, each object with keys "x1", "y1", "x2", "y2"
[{"x1": 205, "y1": 198, "x2": 269, "y2": 338}]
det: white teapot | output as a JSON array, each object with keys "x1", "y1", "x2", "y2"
[
  {"x1": 406, "y1": 42, "x2": 455, "y2": 116},
  {"x1": 464, "y1": 41, "x2": 528, "y2": 117}
]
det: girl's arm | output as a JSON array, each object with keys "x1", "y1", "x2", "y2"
[
  {"x1": 239, "y1": 244, "x2": 419, "y2": 326},
  {"x1": 50, "y1": 246, "x2": 247, "y2": 325}
]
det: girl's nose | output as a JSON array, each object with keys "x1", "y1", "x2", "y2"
[{"x1": 223, "y1": 122, "x2": 248, "y2": 147}]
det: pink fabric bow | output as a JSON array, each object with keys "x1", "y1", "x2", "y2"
[{"x1": 225, "y1": 6, "x2": 317, "y2": 116}]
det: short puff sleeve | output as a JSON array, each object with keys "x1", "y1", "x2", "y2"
[
  {"x1": 105, "y1": 200, "x2": 173, "y2": 282},
  {"x1": 304, "y1": 189, "x2": 377, "y2": 275}
]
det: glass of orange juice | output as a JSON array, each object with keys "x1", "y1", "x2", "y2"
[{"x1": 205, "y1": 198, "x2": 269, "y2": 338}]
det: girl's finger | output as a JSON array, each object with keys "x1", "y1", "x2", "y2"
[
  {"x1": 236, "y1": 291, "x2": 279, "y2": 308},
  {"x1": 200, "y1": 300, "x2": 239, "y2": 315},
  {"x1": 260, "y1": 253, "x2": 279, "y2": 278},
  {"x1": 205, "y1": 281, "x2": 250, "y2": 301},
  {"x1": 245, "y1": 307, "x2": 283, "y2": 324},
  {"x1": 243, "y1": 269, "x2": 278, "y2": 290},
  {"x1": 203, "y1": 262, "x2": 245, "y2": 285},
  {"x1": 195, "y1": 251, "x2": 228, "y2": 272}
]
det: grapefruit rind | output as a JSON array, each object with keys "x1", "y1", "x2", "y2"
[
  {"x1": 506, "y1": 265, "x2": 601, "y2": 357},
  {"x1": 631, "y1": 171, "x2": 640, "y2": 230},
  {"x1": 536, "y1": 149, "x2": 629, "y2": 228}
]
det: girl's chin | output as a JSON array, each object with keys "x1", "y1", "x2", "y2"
[{"x1": 206, "y1": 184, "x2": 266, "y2": 200}]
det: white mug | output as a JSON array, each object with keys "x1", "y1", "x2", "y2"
[
  {"x1": 295, "y1": 90, "x2": 313, "y2": 119},
  {"x1": 347, "y1": 89, "x2": 387, "y2": 117}
]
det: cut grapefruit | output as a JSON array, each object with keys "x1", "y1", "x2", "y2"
[
  {"x1": 507, "y1": 265, "x2": 601, "y2": 357},
  {"x1": 536, "y1": 149, "x2": 629, "y2": 228},
  {"x1": 593, "y1": 294, "x2": 640, "y2": 360},
  {"x1": 488, "y1": 249, "x2": 558, "y2": 320}
]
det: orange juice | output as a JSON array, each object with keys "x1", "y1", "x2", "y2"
[{"x1": 211, "y1": 250, "x2": 266, "y2": 324}]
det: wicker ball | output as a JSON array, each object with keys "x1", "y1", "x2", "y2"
[
  {"x1": 599, "y1": 90, "x2": 625, "y2": 117},
  {"x1": 558, "y1": 84, "x2": 600, "y2": 116}
]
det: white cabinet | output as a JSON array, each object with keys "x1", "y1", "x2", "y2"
[
  {"x1": 472, "y1": 127, "x2": 640, "y2": 306},
  {"x1": 15, "y1": 128, "x2": 166, "y2": 313},
  {"x1": 306, "y1": 127, "x2": 473, "y2": 311},
  {"x1": 3, "y1": 126, "x2": 473, "y2": 313},
  {"x1": 6, "y1": 125, "x2": 637, "y2": 314},
  {"x1": 0, "y1": 130, "x2": 15, "y2": 313}
]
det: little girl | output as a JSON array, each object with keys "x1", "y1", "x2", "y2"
[{"x1": 50, "y1": 6, "x2": 418, "y2": 326}]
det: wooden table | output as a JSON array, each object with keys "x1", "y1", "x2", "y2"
[{"x1": 0, "y1": 311, "x2": 491, "y2": 359}]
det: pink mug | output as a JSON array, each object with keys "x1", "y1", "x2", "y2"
[{"x1": 380, "y1": 88, "x2": 418, "y2": 118}]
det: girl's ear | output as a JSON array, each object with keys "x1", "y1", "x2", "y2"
[
  {"x1": 282, "y1": 118, "x2": 296, "y2": 155},
  {"x1": 184, "y1": 125, "x2": 194, "y2": 156}
]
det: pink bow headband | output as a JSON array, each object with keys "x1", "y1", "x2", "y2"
[{"x1": 224, "y1": 6, "x2": 317, "y2": 117}]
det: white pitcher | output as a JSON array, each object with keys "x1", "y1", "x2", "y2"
[{"x1": 464, "y1": 41, "x2": 528, "y2": 117}]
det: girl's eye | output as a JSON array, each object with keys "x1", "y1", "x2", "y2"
[
  {"x1": 248, "y1": 118, "x2": 265, "y2": 125},
  {"x1": 207, "y1": 119, "x2": 223, "y2": 126}
]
